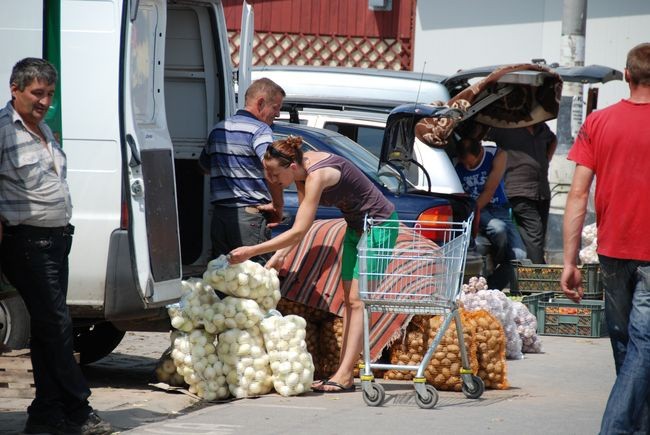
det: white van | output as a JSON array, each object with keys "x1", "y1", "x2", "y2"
[
  {"x1": 251, "y1": 66, "x2": 460, "y2": 193},
  {"x1": 0, "y1": 0, "x2": 252, "y2": 363}
]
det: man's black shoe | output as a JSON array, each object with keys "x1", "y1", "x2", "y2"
[{"x1": 72, "y1": 411, "x2": 113, "y2": 435}]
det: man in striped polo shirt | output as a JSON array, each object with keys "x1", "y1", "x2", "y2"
[
  {"x1": 0, "y1": 58, "x2": 112, "y2": 434},
  {"x1": 200, "y1": 78, "x2": 285, "y2": 264}
]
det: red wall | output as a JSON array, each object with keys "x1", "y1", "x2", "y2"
[{"x1": 222, "y1": 0, "x2": 415, "y2": 39}]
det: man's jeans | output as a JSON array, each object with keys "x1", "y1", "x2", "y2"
[
  {"x1": 510, "y1": 197, "x2": 550, "y2": 264},
  {"x1": 599, "y1": 255, "x2": 650, "y2": 434},
  {"x1": 0, "y1": 225, "x2": 92, "y2": 424},
  {"x1": 479, "y1": 204, "x2": 527, "y2": 290}
]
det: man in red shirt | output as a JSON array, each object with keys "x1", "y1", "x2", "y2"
[{"x1": 561, "y1": 42, "x2": 650, "y2": 434}]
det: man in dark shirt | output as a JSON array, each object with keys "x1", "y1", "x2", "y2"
[{"x1": 489, "y1": 123, "x2": 557, "y2": 264}]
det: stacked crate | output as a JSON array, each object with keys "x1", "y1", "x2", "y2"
[{"x1": 511, "y1": 263, "x2": 606, "y2": 338}]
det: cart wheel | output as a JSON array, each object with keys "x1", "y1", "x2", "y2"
[
  {"x1": 362, "y1": 382, "x2": 385, "y2": 407},
  {"x1": 462, "y1": 375, "x2": 485, "y2": 399},
  {"x1": 415, "y1": 384, "x2": 439, "y2": 409}
]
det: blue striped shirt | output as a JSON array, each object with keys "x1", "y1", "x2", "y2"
[
  {"x1": 455, "y1": 143, "x2": 509, "y2": 206},
  {"x1": 200, "y1": 110, "x2": 272, "y2": 207},
  {"x1": 0, "y1": 101, "x2": 72, "y2": 227}
]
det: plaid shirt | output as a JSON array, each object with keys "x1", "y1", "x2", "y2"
[{"x1": 0, "y1": 101, "x2": 72, "y2": 227}]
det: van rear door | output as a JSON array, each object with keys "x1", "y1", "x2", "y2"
[
  {"x1": 237, "y1": 0, "x2": 254, "y2": 108},
  {"x1": 122, "y1": 0, "x2": 182, "y2": 306}
]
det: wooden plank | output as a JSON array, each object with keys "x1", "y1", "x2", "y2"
[
  {"x1": 0, "y1": 386, "x2": 35, "y2": 399},
  {"x1": 2, "y1": 349, "x2": 30, "y2": 358},
  {"x1": 0, "y1": 355, "x2": 33, "y2": 370},
  {"x1": 0, "y1": 351, "x2": 79, "y2": 399},
  {"x1": 0, "y1": 370, "x2": 34, "y2": 383}
]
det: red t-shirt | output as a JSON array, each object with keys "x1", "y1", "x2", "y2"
[{"x1": 568, "y1": 99, "x2": 650, "y2": 261}]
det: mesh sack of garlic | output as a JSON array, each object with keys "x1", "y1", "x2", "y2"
[
  {"x1": 582, "y1": 223, "x2": 597, "y2": 246},
  {"x1": 462, "y1": 276, "x2": 489, "y2": 293},
  {"x1": 168, "y1": 278, "x2": 221, "y2": 333},
  {"x1": 204, "y1": 255, "x2": 282, "y2": 311},
  {"x1": 579, "y1": 223, "x2": 599, "y2": 264},
  {"x1": 460, "y1": 289, "x2": 523, "y2": 360},
  {"x1": 512, "y1": 301, "x2": 543, "y2": 353},
  {"x1": 260, "y1": 313, "x2": 315, "y2": 397},
  {"x1": 155, "y1": 330, "x2": 191, "y2": 387},
  {"x1": 217, "y1": 326, "x2": 274, "y2": 398},
  {"x1": 210, "y1": 296, "x2": 264, "y2": 334},
  {"x1": 170, "y1": 329, "x2": 230, "y2": 401}
]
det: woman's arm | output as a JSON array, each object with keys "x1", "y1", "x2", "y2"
[{"x1": 475, "y1": 148, "x2": 507, "y2": 210}]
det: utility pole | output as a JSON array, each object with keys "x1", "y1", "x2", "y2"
[
  {"x1": 557, "y1": 0, "x2": 587, "y2": 153},
  {"x1": 546, "y1": 0, "x2": 588, "y2": 263}
]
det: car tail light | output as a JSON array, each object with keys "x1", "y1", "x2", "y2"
[
  {"x1": 415, "y1": 205, "x2": 453, "y2": 243},
  {"x1": 121, "y1": 199, "x2": 129, "y2": 229}
]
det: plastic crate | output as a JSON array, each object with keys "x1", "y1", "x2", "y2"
[
  {"x1": 520, "y1": 291, "x2": 555, "y2": 317},
  {"x1": 511, "y1": 263, "x2": 603, "y2": 299},
  {"x1": 538, "y1": 299, "x2": 606, "y2": 338}
]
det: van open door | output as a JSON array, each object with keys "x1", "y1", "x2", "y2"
[
  {"x1": 237, "y1": 0, "x2": 254, "y2": 108},
  {"x1": 121, "y1": 0, "x2": 182, "y2": 306}
]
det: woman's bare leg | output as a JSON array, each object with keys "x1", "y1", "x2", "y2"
[{"x1": 314, "y1": 278, "x2": 363, "y2": 391}]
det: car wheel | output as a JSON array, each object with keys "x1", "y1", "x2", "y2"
[
  {"x1": 73, "y1": 322, "x2": 126, "y2": 365},
  {"x1": 0, "y1": 295, "x2": 31, "y2": 350}
]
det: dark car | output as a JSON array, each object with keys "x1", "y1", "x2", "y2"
[{"x1": 270, "y1": 121, "x2": 484, "y2": 276}]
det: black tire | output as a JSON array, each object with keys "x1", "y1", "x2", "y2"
[
  {"x1": 462, "y1": 374, "x2": 485, "y2": 400},
  {"x1": 362, "y1": 382, "x2": 385, "y2": 407},
  {"x1": 0, "y1": 295, "x2": 30, "y2": 349},
  {"x1": 73, "y1": 322, "x2": 125, "y2": 365},
  {"x1": 415, "y1": 384, "x2": 439, "y2": 409}
]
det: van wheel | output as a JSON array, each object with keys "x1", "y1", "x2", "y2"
[
  {"x1": 0, "y1": 295, "x2": 31, "y2": 350},
  {"x1": 73, "y1": 322, "x2": 125, "y2": 365}
]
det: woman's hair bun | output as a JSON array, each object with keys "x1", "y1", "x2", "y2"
[{"x1": 285, "y1": 135, "x2": 303, "y2": 149}]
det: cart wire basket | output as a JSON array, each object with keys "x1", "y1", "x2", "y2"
[{"x1": 357, "y1": 214, "x2": 484, "y2": 408}]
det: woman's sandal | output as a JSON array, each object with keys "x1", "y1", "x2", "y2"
[{"x1": 311, "y1": 380, "x2": 356, "y2": 393}]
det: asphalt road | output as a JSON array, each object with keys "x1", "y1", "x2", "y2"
[
  {"x1": 123, "y1": 335, "x2": 614, "y2": 435},
  {"x1": 1, "y1": 332, "x2": 614, "y2": 435}
]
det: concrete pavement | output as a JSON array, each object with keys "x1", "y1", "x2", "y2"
[{"x1": 121, "y1": 335, "x2": 615, "y2": 435}]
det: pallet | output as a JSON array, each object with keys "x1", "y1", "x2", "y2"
[
  {"x1": 0, "y1": 350, "x2": 80, "y2": 399},
  {"x1": 0, "y1": 350, "x2": 35, "y2": 399}
]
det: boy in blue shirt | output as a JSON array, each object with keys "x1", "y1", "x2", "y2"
[{"x1": 455, "y1": 137, "x2": 527, "y2": 291}]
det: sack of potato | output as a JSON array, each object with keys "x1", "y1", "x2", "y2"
[
  {"x1": 316, "y1": 316, "x2": 375, "y2": 380},
  {"x1": 384, "y1": 311, "x2": 478, "y2": 392},
  {"x1": 384, "y1": 309, "x2": 509, "y2": 391},
  {"x1": 383, "y1": 321, "x2": 427, "y2": 382},
  {"x1": 460, "y1": 288, "x2": 523, "y2": 360},
  {"x1": 463, "y1": 309, "x2": 509, "y2": 389}
]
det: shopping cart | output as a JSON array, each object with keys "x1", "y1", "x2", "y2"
[{"x1": 357, "y1": 214, "x2": 484, "y2": 408}]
